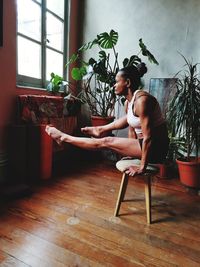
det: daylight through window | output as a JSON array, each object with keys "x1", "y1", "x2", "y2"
[{"x1": 17, "y1": 0, "x2": 68, "y2": 88}]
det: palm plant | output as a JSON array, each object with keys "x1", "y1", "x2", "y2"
[
  {"x1": 166, "y1": 134, "x2": 187, "y2": 162},
  {"x1": 167, "y1": 55, "x2": 200, "y2": 161},
  {"x1": 66, "y1": 29, "x2": 158, "y2": 117}
]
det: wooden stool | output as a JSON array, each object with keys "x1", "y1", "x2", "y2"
[{"x1": 114, "y1": 159, "x2": 159, "y2": 224}]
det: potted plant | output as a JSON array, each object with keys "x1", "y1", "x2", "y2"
[
  {"x1": 66, "y1": 29, "x2": 158, "y2": 127},
  {"x1": 47, "y1": 72, "x2": 67, "y2": 94},
  {"x1": 167, "y1": 55, "x2": 200, "y2": 188},
  {"x1": 47, "y1": 72, "x2": 83, "y2": 116}
]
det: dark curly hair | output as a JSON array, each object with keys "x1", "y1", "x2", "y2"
[{"x1": 119, "y1": 63, "x2": 147, "y2": 91}]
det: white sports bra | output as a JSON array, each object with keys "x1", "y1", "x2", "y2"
[{"x1": 127, "y1": 90, "x2": 165, "y2": 136}]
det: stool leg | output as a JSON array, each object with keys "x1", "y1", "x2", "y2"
[
  {"x1": 114, "y1": 173, "x2": 129, "y2": 217},
  {"x1": 144, "y1": 175, "x2": 152, "y2": 224}
]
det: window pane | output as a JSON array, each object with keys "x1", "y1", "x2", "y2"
[
  {"x1": 46, "y1": 48, "x2": 63, "y2": 80},
  {"x1": 17, "y1": 0, "x2": 41, "y2": 41},
  {"x1": 18, "y1": 36, "x2": 41, "y2": 79},
  {"x1": 46, "y1": 0, "x2": 64, "y2": 18},
  {"x1": 46, "y1": 12, "x2": 64, "y2": 52}
]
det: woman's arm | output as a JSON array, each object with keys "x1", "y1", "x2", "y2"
[
  {"x1": 136, "y1": 96, "x2": 153, "y2": 171},
  {"x1": 101, "y1": 100, "x2": 129, "y2": 132},
  {"x1": 81, "y1": 101, "x2": 128, "y2": 136},
  {"x1": 101, "y1": 115, "x2": 128, "y2": 132},
  {"x1": 125, "y1": 96, "x2": 153, "y2": 176}
]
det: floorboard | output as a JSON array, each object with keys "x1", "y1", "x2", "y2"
[{"x1": 0, "y1": 160, "x2": 200, "y2": 266}]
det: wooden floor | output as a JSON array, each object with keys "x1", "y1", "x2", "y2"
[{"x1": 0, "y1": 158, "x2": 200, "y2": 267}]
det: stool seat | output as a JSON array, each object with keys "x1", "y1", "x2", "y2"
[
  {"x1": 116, "y1": 159, "x2": 159, "y2": 173},
  {"x1": 114, "y1": 158, "x2": 160, "y2": 224}
]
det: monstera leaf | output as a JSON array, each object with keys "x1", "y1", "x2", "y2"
[
  {"x1": 71, "y1": 66, "x2": 87, "y2": 81},
  {"x1": 65, "y1": 39, "x2": 98, "y2": 67},
  {"x1": 78, "y1": 38, "x2": 99, "y2": 52},
  {"x1": 99, "y1": 51, "x2": 107, "y2": 60},
  {"x1": 88, "y1": 58, "x2": 96, "y2": 66},
  {"x1": 123, "y1": 55, "x2": 141, "y2": 67},
  {"x1": 65, "y1": 53, "x2": 79, "y2": 67},
  {"x1": 139, "y1": 38, "x2": 159, "y2": 65},
  {"x1": 97, "y1": 30, "x2": 118, "y2": 49}
]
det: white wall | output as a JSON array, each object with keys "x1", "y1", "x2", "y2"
[{"x1": 82, "y1": 0, "x2": 200, "y2": 89}]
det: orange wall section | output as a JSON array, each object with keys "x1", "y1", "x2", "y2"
[
  {"x1": 0, "y1": 0, "x2": 81, "y2": 148},
  {"x1": 0, "y1": 0, "x2": 16, "y2": 148},
  {"x1": 68, "y1": 0, "x2": 82, "y2": 59}
]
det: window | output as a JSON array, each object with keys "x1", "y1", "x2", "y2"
[{"x1": 17, "y1": 0, "x2": 68, "y2": 88}]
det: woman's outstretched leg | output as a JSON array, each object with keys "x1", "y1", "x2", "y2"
[
  {"x1": 45, "y1": 126, "x2": 63, "y2": 144},
  {"x1": 46, "y1": 125, "x2": 104, "y2": 150},
  {"x1": 46, "y1": 125, "x2": 141, "y2": 158}
]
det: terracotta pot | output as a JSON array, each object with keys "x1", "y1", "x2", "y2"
[
  {"x1": 91, "y1": 116, "x2": 114, "y2": 126},
  {"x1": 156, "y1": 163, "x2": 169, "y2": 179},
  {"x1": 91, "y1": 116, "x2": 115, "y2": 136},
  {"x1": 176, "y1": 157, "x2": 200, "y2": 188}
]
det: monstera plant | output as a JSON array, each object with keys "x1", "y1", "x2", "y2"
[{"x1": 66, "y1": 30, "x2": 158, "y2": 121}]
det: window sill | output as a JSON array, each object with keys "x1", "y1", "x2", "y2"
[
  {"x1": 16, "y1": 85, "x2": 65, "y2": 97},
  {"x1": 16, "y1": 85, "x2": 49, "y2": 95}
]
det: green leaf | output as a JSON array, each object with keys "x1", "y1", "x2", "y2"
[
  {"x1": 99, "y1": 51, "x2": 107, "y2": 60},
  {"x1": 78, "y1": 38, "x2": 98, "y2": 52},
  {"x1": 139, "y1": 38, "x2": 159, "y2": 65},
  {"x1": 88, "y1": 57, "x2": 96, "y2": 66},
  {"x1": 123, "y1": 55, "x2": 141, "y2": 67},
  {"x1": 97, "y1": 30, "x2": 118, "y2": 49},
  {"x1": 50, "y1": 72, "x2": 55, "y2": 78},
  {"x1": 65, "y1": 53, "x2": 79, "y2": 67},
  {"x1": 71, "y1": 64, "x2": 87, "y2": 81},
  {"x1": 139, "y1": 38, "x2": 146, "y2": 50},
  {"x1": 80, "y1": 66, "x2": 87, "y2": 76},
  {"x1": 123, "y1": 58, "x2": 129, "y2": 67},
  {"x1": 51, "y1": 74, "x2": 63, "y2": 85},
  {"x1": 129, "y1": 55, "x2": 141, "y2": 65},
  {"x1": 71, "y1": 68, "x2": 83, "y2": 81},
  {"x1": 93, "y1": 60, "x2": 107, "y2": 76}
]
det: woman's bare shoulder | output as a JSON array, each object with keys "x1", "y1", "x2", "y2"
[
  {"x1": 135, "y1": 91, "x2": 156, "y2": 114},
  {"x1": 136, "y1": 89, "x2": 150, "y2": 97},
  {"x1": 136, "y1": 90, "x2": 155, "y2": 104}
]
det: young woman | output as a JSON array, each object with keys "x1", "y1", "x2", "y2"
[{"x1": 46, "y1": 63, "x2": 169, "y2": 176}]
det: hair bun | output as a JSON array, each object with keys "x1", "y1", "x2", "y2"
[{"x1": 137, "y1": 63, "x2": 147, "y2": 77}]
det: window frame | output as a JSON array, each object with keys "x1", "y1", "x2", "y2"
[{"x1": 16, "y1": 0, "x2": 69, "y2": 89}]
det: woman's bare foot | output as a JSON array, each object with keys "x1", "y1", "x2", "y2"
[
  {"x1": 81, "y1": 126, "x2": 102, "y2": 137},
  {"x1": 45, "y1": 125, "x2": 64, "y2": 144}
]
